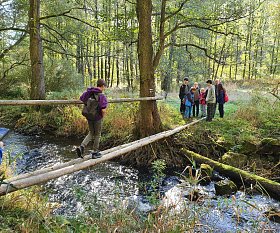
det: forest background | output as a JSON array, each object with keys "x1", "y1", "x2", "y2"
[{"x1": 1, "y1": 0, "x2": 279, "y2": 99}]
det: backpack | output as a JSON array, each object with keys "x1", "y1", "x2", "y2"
[
  {"x1": 224, "y1": 92, "x2": 229, "y2": 103},
  {"x1": 82, "y1": 93, "x2": 100, "y2": 120}
]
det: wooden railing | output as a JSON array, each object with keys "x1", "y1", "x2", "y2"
[{"x1": 0, "y1": 96, "x2": 164, "y2": 106}]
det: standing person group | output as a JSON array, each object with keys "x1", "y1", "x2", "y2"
[{"x1": 179, "y1": 78, "x2": 227, "y2": 121}]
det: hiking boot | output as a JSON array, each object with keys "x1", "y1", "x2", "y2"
[
  {"x1": 91, "y1": 151, "x2": 102, "y2": 159},
  {"x1": 76, "y1": 146, "x2": 84, "y2": 158}
]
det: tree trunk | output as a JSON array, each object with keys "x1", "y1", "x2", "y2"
[
  {"x1": 234, "y1": 36, "x2": 239, "y2": 80},
  {"x1": 29, "y1": 0, "x2": 45, "y2": 99},
  {"x1": 162, "y1": 31, "x2": 175, "y2": 92},
  {"x1": 136, "y1": 0, "x2": 162, "y2": 137}
]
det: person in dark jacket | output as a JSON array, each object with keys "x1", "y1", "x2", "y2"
[
  {"x1": 217, "y1": 83, "x2": 226, "y2": 118},
  {"x1": 192, "y1": 82, "x2": 200, "y2": 117},
  {"x1": 179, "y1": 77, "x2": 190, "y2": 114},
  {"x1": 76, "y1": 79, "x2": 108, "y2": 159},
  {"x1": 214, "y1": 79, "x2": 221, "y2": 117}
]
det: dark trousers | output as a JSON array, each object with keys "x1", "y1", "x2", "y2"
[
  {"x1": 180, "y1": 99, "x2": 185, "y2": 114},
  {"x1": 81, "y1": 119, "x2": 102, "y2": 151},
  {"x1": 192, "y1": 100, "x2": 199, "y2": 117},
  {"x1": 218, "y1": 103, "x2": 224, "y2": 118},
  {"x1": 213, "y1": 103, "x2": 217, "y2": 118},
  {"x1": 206, "y1": 103, "x2": 216, "y2": 121}
]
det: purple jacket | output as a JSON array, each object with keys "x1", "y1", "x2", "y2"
[{"x1": 80, "y1": 87, "x2": 108, "y2": 121}]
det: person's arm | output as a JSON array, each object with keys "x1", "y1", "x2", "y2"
[
  {"x1": 179, "y1": 85, "x2": 184, "y2": 99},
  {"x1": 99, "y1": 94, "x2": 108, "y2": 117}
]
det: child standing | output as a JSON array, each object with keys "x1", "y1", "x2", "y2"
[
  {"x1": 184, "y1": 87, "x2": 195, "y2": 118},
  {"x1": 199, "y1": 88, "x2": 207, "y2": 117}
]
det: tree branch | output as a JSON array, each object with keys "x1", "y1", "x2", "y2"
[
  {"x1": 43, "y1": 46, "x2": 117, "y2": 59},
  {"x1": 0, "y1": 31, "x2": 28, "y2": 59},
  {"x1": 164, "y1": 0, "x2": 190, "y2": 22},
  {"x1": 153, "y1": 0, "x2": 167, "y2": 70},
  {"x1": 170, "y1": 43, "x2": 224, "y2": 64},
  {"x1": 0, "y1": 27, "x2": 28, "y2": 33},
  {"x1": 41, "y1": 23, "x2": 74, "y2": 46},
  {"x1": 165, "y1": 21, "x2": 240, "y2": 40},
  {"x1": 0, "y1": 54, "x2": 29, "y2": 82},
  {"x1": 39, "y1": 7, "x2": 88, "y2": 20}
]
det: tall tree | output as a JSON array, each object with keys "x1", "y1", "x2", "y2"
[
  {"x1": 136, "y1": 0, "x2": 162, "y2": 137},
  {"x1": 29, "y1": 0, "x2": 45, "y2": 99}
]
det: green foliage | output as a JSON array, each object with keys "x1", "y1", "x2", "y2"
[
  {"x1": 103, "y1": 102, "x2": 138, "y2": 140},
  {"x1": 158, "y1": 101, "x2": 185, "y2": 129},
  {"x1": 143, "y1": 159, "x2": 166, "y2": 206},
  {"x1": 44, "y1": 59, "x2": 83, "y2": 92}
]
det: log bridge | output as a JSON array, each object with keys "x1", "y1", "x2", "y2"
[{"x1": 0, "y1": 96, "x2": 279, "y2": 201}]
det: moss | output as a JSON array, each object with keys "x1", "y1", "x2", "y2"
[
  {"x1": 221, "y1": 152, "x2": 248, "y2": 168},
  {"x1": 200, "y1": 163, "x2": 213, "y2": 177},
  {"x1": 215, "y1": 180, "x2": 238, "y2": 195}
]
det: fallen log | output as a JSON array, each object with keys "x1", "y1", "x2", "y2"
[
  {"x1": 0, "y1": 96, "x2": 163, "y2": 106},
  {"x1": 0, "y1": 118, "x2": 205, "y2": 195},
  {"x1": 182, "y1": 148, "x2": 280, "y2": 201}
]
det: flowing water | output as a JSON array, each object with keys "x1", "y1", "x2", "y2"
[{"x1": 2, "y1": 129, "x2": 280, "y2": 232}]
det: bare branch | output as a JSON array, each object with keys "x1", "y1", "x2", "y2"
[
  {"x1": 169, "y1": 43, "x2": 224, "y2": 64},
  {"x1": 164, "y1": 0, "x2": 190, "y2": 22},
  {"x1": 43, "y1": 46, "x2": 117, "y2": 59},
  {"x1": 40, "y1": 7, "x2": 88, "y2": 20},
  {"x1": 0, "y1": 54, "x2": 29, "y2": 81},
  {"x1": 0, "y1": 27, "x2": 28, "y2": 33},
  {"x1": 0, "y1": 31, "x2": 28, "y2": 59},
  {"x1": 165, "y1": 21, "x2": 240, "y2": 40},
  {"x1": 41, "y1": 23, "x2": 74, "y2": 46}
]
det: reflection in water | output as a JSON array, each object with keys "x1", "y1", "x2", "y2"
[{"x1": 2, "y1": 130, "x2": 280, "y2": 232}]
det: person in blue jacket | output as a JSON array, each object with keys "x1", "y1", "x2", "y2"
[
  {"x1": 184, "y1": 87, "x2": 196, "y2": 118},
  {"x1": 0, "y1": 141, "x2": 4, "y2": 165}
]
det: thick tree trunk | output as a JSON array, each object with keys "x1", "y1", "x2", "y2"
[
  {"x1": 136, "y1": 0, "x2": 162, "y2": 137},
  {"x1": 29, "y1": 0, "x2": 45, "y2": 99}
]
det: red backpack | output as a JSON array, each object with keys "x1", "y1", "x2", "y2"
[{"x1": 224, "y1": 92, "x2": 229, "y2": 102}]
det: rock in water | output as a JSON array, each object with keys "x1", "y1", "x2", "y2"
[{"x1": 215, "y1": 180, "x2": 238, "y2": 196}]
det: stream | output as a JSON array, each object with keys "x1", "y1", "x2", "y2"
[{"x1": 2, "y1": 129, "x2": 280, "y2": 232}]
